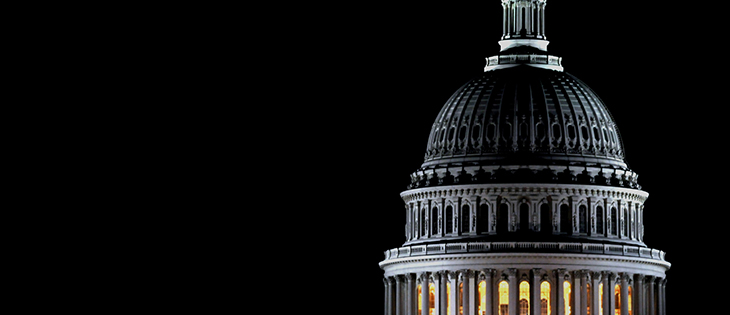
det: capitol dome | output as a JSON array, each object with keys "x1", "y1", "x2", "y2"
[{"x1": 381, "y1": 2, "x2": 669, "y2": 315}]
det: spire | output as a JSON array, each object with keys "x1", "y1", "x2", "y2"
[{"x1": 499, "y1": 0, "x2": 549, "y2": 52}]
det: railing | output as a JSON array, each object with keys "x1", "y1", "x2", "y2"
[{"x1": 383, "y1": 241, "x2": 666, "y2": 262}]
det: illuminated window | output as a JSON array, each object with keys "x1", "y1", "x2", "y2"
[
  {"x1": 564, "y1": 281, "x2": 572, "y2": 315},
  {"x1": 628, "y1": 287, "x2": 632, "y2": 315},
  {"x1": 587, "y1": 284, "x2": 591, "y2": 315},
  {"x1": 460, "y1": 282, "x2": 464, "y2": 315},
  {"x1": 430, "y1": 283, "x2": 436, "y2": 315},
  {"x1": 447, "y1": 282, "x2": 452, "y2": 315},
  {"x1": 519, "y1": 281, "x2": 530, "y2": 315},
  {"x1": 598, "y1": 283, "x2": 603, "y2": 315},
  {"x1": 540, "y1": 281, "x2": 551, "y2": 315},
  {"x1": 479, "y1": 280, "x2": 487, "y2": 315},
  {"x1": 614, "y1": 284, "x2": 621, "y2": 315},
  {"x1": 499, "y1": 280, "x2": 509, "y2": 315},
  {"x1": 599, "y1": 283, "x2": 604, "y2": 315},
  {"x1": 418, "y1": 285, "x2": 422, "y2": 314}
]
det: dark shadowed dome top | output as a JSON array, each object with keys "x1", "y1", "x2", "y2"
[{"x1": 423, "y1": 67, "x2": 627, "y2": 170}]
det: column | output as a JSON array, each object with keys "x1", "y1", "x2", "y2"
[
  {"x1": 590, "y1": 272, "x2": 601, "y2": 315},
  {"x1": 465, "y1": 270, "x2": 476, "y2": 315},
  {"x1": 603, "y1": 272, "x2": 616, "y2": 315},
  {"x1": 449, "y1": 272, "x2": 459, "y2": 315},
  {"x1": 482, "y1": 269, "x2": 495, "y2": 315},
  {"x1": 620, "y1": 274, "x2": 630, "y2": 315},
  {"x1": 432, "y1": 274, "x2": 442, "y2": 315},
  {"x1": 658, "y1": 279, "x2": 667, "y2": 315},
  {"x1": 395, "y1": 276, "x2": 404, "y2": 315},
  {"x1": 574, "y1": 271, "x2": 584, "y2": 315},
  {"x1": 633, "y1": 275, "x2": 644, "y2": 315},
  {"x1": 555, "y1": 269, "x2": 567, "y2": 315},
  {"x1": 421, "y1": 273, "x2": 430, "y2": 315},
  {"x1": 384, "y1": 278, "x2": 389, "y2": 315},
  {"x1": 440, "y1": 272, "x2": 448, "y2": 315},
  {"x1": 407, "y1": 274, "x2": 416, "y2": 315},
  {"x1": 507, "y1": 269, "x2": 518, "y2": 315},
  {"x1": 531, "y1": 269, "x2": 541, "y2": 315},
  {"x1": 578, "y1": 271, "x2": 588, "y2": 315},
  {"x1": 646, "y1": 276, "x2": 655, "y2": 315},
  {"x1": 387, "y1": 277, "x2": 395, "y2": 315}
]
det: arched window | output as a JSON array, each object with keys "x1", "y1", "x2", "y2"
[
  {"x1": 461, "y1": 204, "x2": 471, "y2": 234},
  {"x1": 460, "y1": 282, "x2": 464, "y2": 315},
  {"x1": 447, "y1": 282, "x2": 452, "y2": 315},
  {"x1": 564, "y1": 281, "x2": 572, "y2": 315},
  {"x1": 614, "y1": 284, "x2": 621, "y2": 315},
  {"x1": 431, "y1": 206, "x2": 439, "y2": 235},
  {"x1": 499, "y1": 281, "x2": 509, "y2": 315},
  {"x1": 520, "y1": 281, "x2": 530, "y2": 315},
  {"x1": 610, "y1": 207, "x2": 618, "y2": 235},
  {"x1": 520, "y1": 203, "x2": 530, "y2": 232},
  {"x1": 596, "y1": 206, "x2": 604, "y2": 235},
  {"x1": 478, "y1": 204, "x2": 489, "y2": 234},
  {"x1": 479, "y1": 280, "x2": 487, "y2": 315},
  {"x1": 628, "y1": 286, "x2": 633, "y2": 315},
  {"x1": 421, "y1": 208, "x2": 427, "y2": 237},
  {"x1": 560, "y1": 204, "x2": 571, "y2": 234},
  {"x1": 446, "y1": 205, "x2": 454, "y2": 234},
  {"x1": 418, "y1": 284, "x2": 423, "y2": 314},
  {"x1": 540, "y1": 203, "x2": 551, "y2": 234},
  {"x1": 498, "y1": 203, "x2": 509, "y2": 233},
  {"x1": 579, "y1": 205, "x2": 587, "y2": 233},
  {"x1": 541, "y1": 281, "x2": 551, "y2": 315},
  {"x1": 587, "y1": 284, "x2": 591, "y2": 315}
]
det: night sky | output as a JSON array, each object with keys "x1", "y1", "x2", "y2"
[{"x1": 314, "y1": 3, "x2": 720, "y2": 313}]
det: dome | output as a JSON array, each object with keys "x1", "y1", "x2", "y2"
[
  {"x1": 409, "y1": 66, "x2": 640, "y2": 190},
  {"x1": 424, "y1": 66, "x2": 625, "y2": 169}
]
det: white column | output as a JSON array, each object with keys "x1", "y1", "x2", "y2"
[
  {"x1": 573, "y1": 271, "x2": 583, "y2": 315},
  {"x1": 531, "y1": 269, "x2": 541, "y2": 315},
  {"x1": 387, "y1": 277, "x2": 395, "y2": 315},
  {"x1": 507, "y1": 269, "x2": 518, "y2": 315},
  {"x1": 658, "y1": 278, "x2": 666, "y2": 315},
  {"x1": 406, "y1": 274, "x2": 416, "y2": 315},
  {"x1": 591, "y1": 272, "x2": 601, "y2": 315},
  {"x1": 633, "y1": 275, "x2": 644, "y2": 315},
  {"x1": 384, "y1": 278, "x2": 389, "y2": 315},
  {"x1": 449, "y1": 272, "x2": 459, "y2": 315},
  {"x1": 555, "y1": 269, "x2": 567, "y2": 315},
  {"x1": 396, "y1": 276, "x2": 404, "y2": 315},
  {"x1": 646, "y1": 276, "x2": 655, "y2": 315},
  {"x1": 578, "y1": 271, "x2": 587, "y2": 315},
  {"x1": 440, "y1": 272, "x2": 448, "y2": 315},
  {"x1": 465, "y1": 270, "x2": 476, "y2": 315},
  {"x1": 604, "y1": 272, "x2": 616, "y2": 315},
  {"x1": 620, "y1": 274, "x2": 630, "y2": 315},
  {"x1": 421, "y1": 273, "x2": 430, "y2": 315},
  {"x1": 482, "y1": 269, "x2": 495, "y2": 315}
]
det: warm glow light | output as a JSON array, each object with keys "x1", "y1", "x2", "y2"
[
  {"x1": 418, "y1": 285, "x2": 422, "y2": 314},
  {"x1": 599, "y1": 283, "x2": 604, "y2": 315},
  {"x1": 479, "y1": 281, "x2": 487, "y2": 315},
  {"x1": 430, "y1": 283, "x2": 436, "y2": 315},
  {"x1": 540, "y1": 281, "x2": 551, "y2": 315},
  {"x1": 628, "y1": 287, "x2": 632, "y2": 315},
  {"x1": 614, "y1": 284, "x2": 621, "y2": 315},
  {"x1": 564, "y1": 281, "x2": 572, "y2": 315},
  {"x1": 520, "y1": 281, "x2": 530, "y2": 315},
  {"x1": 499, "y1": 280, "x2": 509, "y2": 315},
  {"x1": 447, "y1": 282, "x2": 452, "y2": 315}
]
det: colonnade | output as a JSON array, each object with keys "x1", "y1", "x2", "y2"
[{"x1": 384, "y1": 269, "x2": 666, "y2": 315}]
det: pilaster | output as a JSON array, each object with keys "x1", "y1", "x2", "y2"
[
  {"x1": 620, "y1": 273, "x2": 630, "y2": 315},
  {"x1": 507, "y1": 268, "x2": 518, "y2": 315}
]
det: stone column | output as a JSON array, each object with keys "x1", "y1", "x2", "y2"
[
  {"x1": 646, "y1": 276, "x2": 655, "y2": 315},
  {"x1": 482, "y1": 269, "x2": 495, "y2": 315},
  {"x1": 449, "y1": 272, "x2": 459, "y2": 315},
  {"x1": 555, "y1": 269, "x2": 568, "y2": 315},
  {"x1": 421, "y1": 273, "x2": 430, "y2": 315},
  {"x1": 603, "y1": 272, "x2": 616, "y2": 315},
  {"x1": 406, "y1": 274, "x2": 416, "y2": 315},
  {"x1": 440, "y1": 272, "x2": 448, "y2": 315},
  {"x1": 658, "y1": 278, "x2": 667, "y2": 315},
  {"x1": 386, "y1": 277, "x2": 395, "y2": 315},
  {"x1": 384, "y1": 278, "x2": 389, "y2": 315},
  {"x1": 578, "y1": 271, "x2": 587, "y2": 315},
  {"x1": 395, "y1": 276, "x2": 404, "y2": 315},
  {"x1": 620, "y1": 273, "x2": 630, "y2": 315},
  {"x1": 531, "y1": 269, "x2": 542, "y2": 315},
  {"x1": 465, "y1": 270, "x2": 476, "y2": 315},
  {"x1": 590, "y1": 272, "x2": 601, "y2": 315},
  {"x1": 507, "y1": 268, "x2": 518, "y2": 315},
  {"x1": 633, "y1": 274, "x2": 644, "y2": 315},
  {"x1": 432, "y1": 274, "x2": 441, "y2": 315}
]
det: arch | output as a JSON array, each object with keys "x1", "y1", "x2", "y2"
[
  {"x1": 610, "y1": 206, "x2": 618, "y2": 236},
  {"x1": 461, "y1": 203, "x2": 471, "y2": 234},
  {"x1": 599, "y1": 283, "x2": 604, "y2": 315},
  {"x1": 540, "y1": 202, "x2": 551, "y2": 234},
  {"x1": 499, "y1": 280, "x2": 509, "y2": 315},
  {"x1": 446, "y1": 205, "x2": 454, "y2": 234},
  {"x1": 498, "y1": 203, "x2": 509, "y2": 234},
  {"x1": 520, "y1": 202, "x2": 530, "y2": 232},
  {"x1": 520, "y1": 281, "x2": 530, "y2": 315},
  {"x1": 430, "y1": 282, "x2": 436, "y2": 314},
  {"x1": 540, "y1": 281, "x2": 551, "y2": 315},
  {"x1": 628, "y1": 286, "x2": 633, "y2": 315},
  {"x1": 560, "y1": 203, "x2": 571, "y2": 235}
]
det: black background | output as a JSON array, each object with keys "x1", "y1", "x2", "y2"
[{"x1": 305, "y1": 2, "x2": 723, "y2": 313}]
